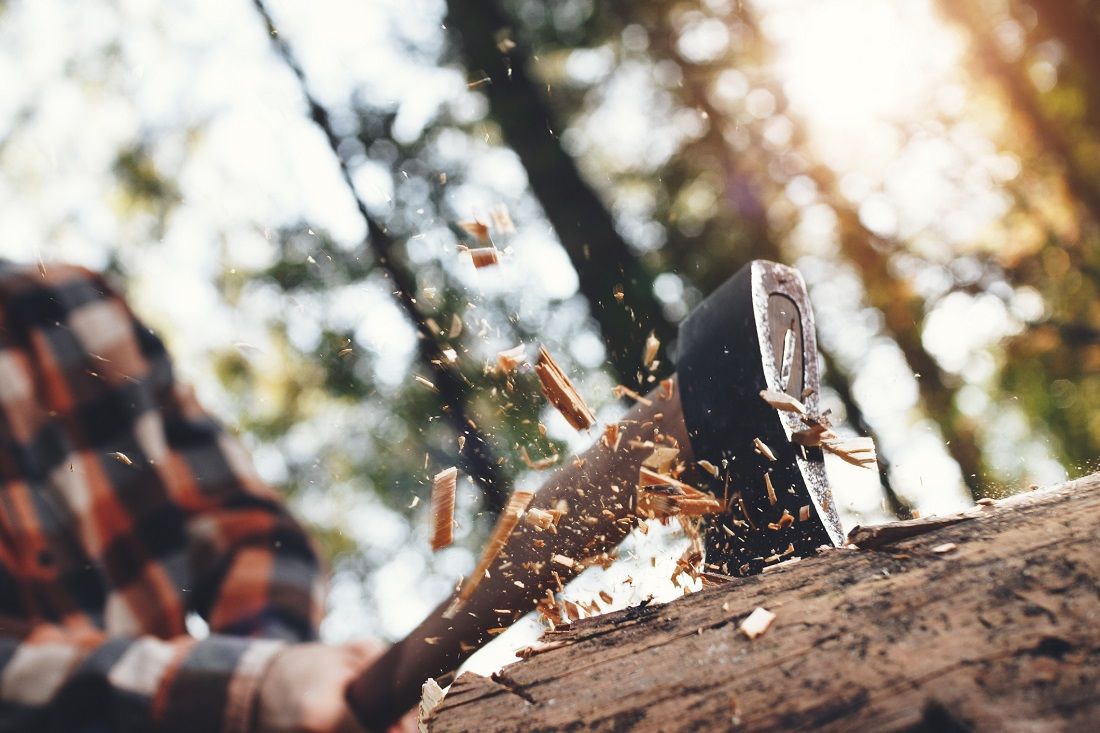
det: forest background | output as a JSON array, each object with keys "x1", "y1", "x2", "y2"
[{"x1": 2, "y1": 0, "x2": 1097, "y2": 668}]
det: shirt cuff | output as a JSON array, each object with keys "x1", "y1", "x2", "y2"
[{"x1": 157, "y1": 635, "x2": 284, "y2": 733}]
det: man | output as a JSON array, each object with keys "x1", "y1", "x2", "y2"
[{"x1": 0, "y1": 259, "x2": 837, "y2": 732}]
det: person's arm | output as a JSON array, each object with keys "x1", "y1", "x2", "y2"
[
  {"x1": 347, "y1": 379, "x2": 693, "y2": 727},
  {"x1": 0, "y1": 264, "x2": 354, "y2": 733},
  {"x1": 0, "y1": 614, "x2": 284, "y2": 732}
]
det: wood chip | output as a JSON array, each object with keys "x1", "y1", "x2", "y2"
[
  {"x1": 764, "y1": 473, "x2": 777, "y2": 505},
  {"x1": 458, "y1": 220, "x2": 491, "y2": 244},
  {"x1": 753, "y1": 437, "x2": 777, "y2": 462},
  {"x1": 430, "y1": 467, "x2": 457, "y2": 551},
  {"x1": 822, "y1": 436, "x2": 878, "y2": 468},
  {"x1": 602, "y1": 423, "x2": 622, "y2": 451},
  {"x1": 414, "y1": 375, "x2": 438, "y2": 391},
  {"x1": 449, "y1": 313, "x2": 463, "y2": 338},
  {"x1": 660, "y1": 377, "x2": 674, "y2": 400},
  {"x1": 535, "y1": 346, "x2": 596, "y2": 431},
  {"x1": 109, "y1": 451, "x2": 133, "y2": 466},
  {"x1": 489, "y1": 204, "x2": 515, "y2": 235},
  {"x1": 792, "y1": 422, "x2": 831, "y2": 446},
  {"x1": 417, "y1": 678, "x2": 446, "y2": 733},
  {"x1": 642, "y1": 445, "x2": 680, "y2": 474},
  {"x1": 799, "y1": 504, "x2": 811, "y2": 522},
  {"x1": 524, "y1": 507, "x2": 559, "y2": 531},
  {"x1": 643, "y1": 332, "x2": 660, "y2": 369},
  {"x1": 497, "y1": 344, "x2": 526, "y2": 373},
  {"x1": 519, "y1": 446, "x2": 559, "y2": 470},
  {"x1": 636, "y1": 468, "x2": 721, "y2": 519},
  {"x1": 697, "y1": 459, "x2": 720, "y2": 478},
  {"x1": 447, "y1": 490, "x2": 534, "y2": 616},
  {"x1": 759, "y1": 389, "x2": 807, "y2": 415},
  {"x1": 552, "y1": 554, "x2": 576, "y2": 570},
  {"x1": 932, "y1": 542, "x2": 958, "y2": 554},
  {"x1": 463, "y1": 245, "x2": 500, "y2": 268},
  {"x1": 739, "y1": 607, "x2": 776, "y2": 639},
  {"x1": 612, "y1": 384, "x2": 653, "y2": 406}
]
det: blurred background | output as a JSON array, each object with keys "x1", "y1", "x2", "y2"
[{"x1": 2, "y1": 0, "x2": 1098, "y2": 659}]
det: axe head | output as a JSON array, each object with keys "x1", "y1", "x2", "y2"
[{"x1": 676, "y1": 260, "x2": 845, "y2": 576}]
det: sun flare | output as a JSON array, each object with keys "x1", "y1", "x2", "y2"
[{"x1": 762, "y1": 0, "x2": 965, "y2": 175}]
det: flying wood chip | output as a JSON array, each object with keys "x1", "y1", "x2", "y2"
[
  {"x1": 642, "y1": 445, "x2": 680, "y2": 474},
  {"x1": 759, "y1": 389, "x2": 807, "y2": 415},
  {"x1": 520, "y1": 446, "x2": 559, "y2": 470},
  {"x1": 489, "y1": 204, "x2": 515, "y2": 234},
  {"x1": 660, "y1": 377, "x2": 674, "y2": 400},
  {"x1": 636, "y1": 467, "x2": 721, "y2": 519},
  {"x1": 697, "y1": 459, "x2": 720, "y2": 478},
  {"x1": 761, "y1": 389, "x2": 878, "y2": 471},
  {"x1": 458, "y1": 219, "x2": 491, "y2": 244},
  {"x1": 602, "y1": 423, "x2": 622, "y2": 451},
  {"x1": 753, "y1": 437, "x2": 777, "y2": 462},
  {"x1": 739, "y1": 607, "x2": 776, "y2": 639},
  {"x1": 764, "y1": 473, "x2": 778, "y2": 505},
  {"x1": 821, "y1": 436, "x2": 878, "y2": 468},
  {"x1": 465, "y1": 246, "x2": 500, "y2": 269},
  {"x1": 497, "y1": 344, "x2": 527, "y2": 373},
  {"x1": 643, "y1": 332, "x2": 660, "y2": 369},
  {"x1": 430, "y1": 467, "x2": 457, "y2": 551},
  {"x1": 524, "y1": 508, "x2": 559, "y2": 532},
  {"x1": 551, "y1": 554, "x2": 576, "y2": 570},
  {"x1": 446, "y1": 490, "x2": 535, "y2": 617},
  {"x1": 612, "y1": 384, "x2": 653, "y2": 406},
  {"x1": 535, "y1": 346, "x2": 596, "y2": 431}
]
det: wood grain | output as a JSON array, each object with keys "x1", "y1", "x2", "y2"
[{"x1": 429, "y1": 473, "x2": 1100, "y2": 732}]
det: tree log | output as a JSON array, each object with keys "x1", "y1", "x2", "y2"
[{"x1": 428, "y1": 473, "x2": 1100, "y2": 732}]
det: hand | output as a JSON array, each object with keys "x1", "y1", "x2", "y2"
[{"x1": 255, "y1": 641, "x2": 387, "y2": 733}]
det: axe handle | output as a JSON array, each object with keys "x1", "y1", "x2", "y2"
[{"x1": 346, "y1": 380, "x2": 691, "y2": 729}]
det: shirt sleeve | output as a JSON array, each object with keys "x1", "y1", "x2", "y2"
[
  {"x1": 91, "y1": 266, "x2": 326, "y2": 642},
  {"x1": 0, "y1": 616, "x2": 285, "y2": 733},
  {"x1": 0, "y1": 264, "x2": 324, "y2": 732}
]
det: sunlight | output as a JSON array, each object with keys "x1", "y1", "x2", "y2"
[{"x1": 760, "y1": 0, "x2": 965, "y2": 176}]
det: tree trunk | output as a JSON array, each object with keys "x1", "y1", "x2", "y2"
[
  {"x1": 936, "y1": 0, "x2": 1100, "y2": 228},
  {"x1": 444, "y1": 0, "x2": 673, "y2": 385},
  {"x1": 252, "y1": 0, "x2": 511, "y2": 512},
  {"x1": 428, "y1": 472, "x2": 1100, "y2": 732}
]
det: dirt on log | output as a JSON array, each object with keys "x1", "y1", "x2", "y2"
[{"x1": 428, "y1": 473, "x2": 1100, "y2": 732}]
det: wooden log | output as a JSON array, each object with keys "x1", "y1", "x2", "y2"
[{"x1": 428, "y1": 473, "x2": 1100, "y2": 732}]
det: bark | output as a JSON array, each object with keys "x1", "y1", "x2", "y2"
[
  {"x1": 429, "y1": 472, "x2": 1100, "y2": 732},
  {"x1": 252, "y1": 0, "x2": 510, "y2": 512},
  {"x1": 444, "y1": 0, "x2": 674, "y2": 385}
]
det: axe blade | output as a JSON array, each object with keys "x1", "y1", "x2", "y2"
[{"x1": 677, "y1": 260, "x2": 845, "y2": 576}]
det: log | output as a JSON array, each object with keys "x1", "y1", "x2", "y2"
[{"x1": 428, "y1": 473, "x2": 1100, "y2": 732}]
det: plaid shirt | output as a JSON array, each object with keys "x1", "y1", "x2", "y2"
[{"x1": 0, "y1": 261, "x2": 324, "y2": 732}]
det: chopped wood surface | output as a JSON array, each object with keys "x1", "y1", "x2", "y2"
[{"x1": 429, "y1": 473, "x2": 1100, "y2": 732}]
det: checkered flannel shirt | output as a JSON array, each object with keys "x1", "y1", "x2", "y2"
[{"x1": 0, "y1": 261, "x2": 324, "y2": 732}]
